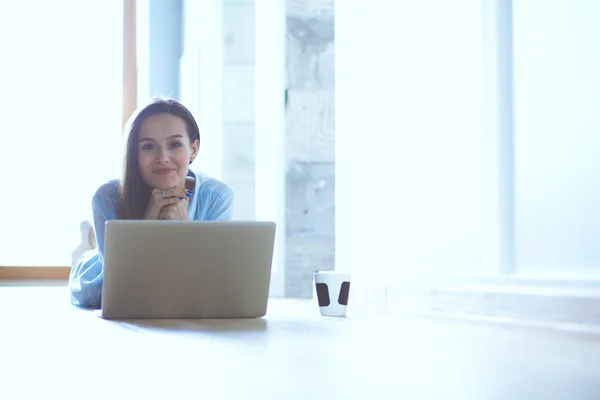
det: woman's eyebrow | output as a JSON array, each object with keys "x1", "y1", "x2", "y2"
[{"x1": 139, "y1": 134, "x2": 183, "y2": 142}]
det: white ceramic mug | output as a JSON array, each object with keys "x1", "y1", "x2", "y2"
[{"x1": 313, "y1": 271, "x2": 351, "y2": 317}]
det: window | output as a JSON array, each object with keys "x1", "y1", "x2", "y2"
[
  {"x1": 338, "y1": 0, "x2": 600, "y2": 281},
  {"x1": 513, "y1": 0, "x2": 600, "y2": 274},
  {"x1": 336, "y1": 0, "x2": 484, "y2": 284},
  {"x1": 0, "y1": 1, "x2": 123, "y2": 267},
  {"x1": 336, "y1": 0, "x2": 600, "y2": 324}
]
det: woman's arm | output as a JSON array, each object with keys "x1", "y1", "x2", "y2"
[
  {"x1": 92, "y1": 197, "x2": 109, "y2": 261},
  {"x1": 68, "y1": 196, "x2": 111, "y2": 309}
]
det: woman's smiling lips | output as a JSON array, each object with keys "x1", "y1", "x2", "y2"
[{"x1": 153, "y1": 168, "x2": 176, "y2": 175}]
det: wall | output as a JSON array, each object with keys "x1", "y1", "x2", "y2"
[
  {"x1": 144, "y1": 0, "x2": 335, "y2": 297},
  {"x1": 285, "y1": 0, "x2": 335, "y2": 297}
]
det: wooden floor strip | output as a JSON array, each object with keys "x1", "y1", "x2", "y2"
[{"x1": 0, "y1": 267, "x2": 70, "y2": 280}]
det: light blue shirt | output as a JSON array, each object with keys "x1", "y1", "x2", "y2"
[{"x1": 68, "y1": 170, "x2": 234, "y2": 309}]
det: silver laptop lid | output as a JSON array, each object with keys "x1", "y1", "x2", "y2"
[{"x1": 101, "y1": 220, "x2": 276, "y2": 319}]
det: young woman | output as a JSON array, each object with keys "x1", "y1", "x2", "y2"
[{"x1": 69, "y1": 97, "x2": 234, "y2": 308}]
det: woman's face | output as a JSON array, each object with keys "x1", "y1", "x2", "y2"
[{"x1": 137, "y1": 113, "x2": 199, "y2": 190}]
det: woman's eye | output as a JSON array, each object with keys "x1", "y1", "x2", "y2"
[
  {"x1": 141, "y1": 143, "x2": 154, "y2": 150},
  {"x1": 170, "y1": 142, "x2": 182, "y2": 148}
]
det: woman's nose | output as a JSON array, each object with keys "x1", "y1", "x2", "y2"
[{"x1": 156, "y1": 148, "x2": 169, "y2": 163}]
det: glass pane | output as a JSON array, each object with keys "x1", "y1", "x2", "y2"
[
  {"x1": 336, "y1": 0, "x2": 484, "y2": 282},
  {"x1": 0, "y1": 1, "x2": 122, "y2": 266},
  {"x1": 514, "y1": 0, "x2": 600, "y2": 270}
]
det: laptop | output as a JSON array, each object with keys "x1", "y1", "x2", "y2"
[{"x1": 100, "y1": 220, "x2": 276, "y2": 319}]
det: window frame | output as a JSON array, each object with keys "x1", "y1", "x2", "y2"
[
  {"x1": 0, "y1": 0, "x2": 137, "y2": 281},
  {"x1": 485, "y1": 0, "x2": 600, "y2": 281},
  {"x1": 481, "y1": 0, "x2": 515, "y2": 276}
]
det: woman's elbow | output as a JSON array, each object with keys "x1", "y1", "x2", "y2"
[{"x1": 68, "y1": 250, "x2": 104, "y2": 309}]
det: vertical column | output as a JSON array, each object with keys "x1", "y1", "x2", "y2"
[
  {"x1": 123, "y1": 0, "x2": 137, "y2": 126},
  {"x1": 255, "y1": 0, "x2": 286, "y2": 297},
  {"x1": 181, "y1": 0, "x2": 223, "y2": 179},
  {"x1": 149, "y1": 0, "x2": 183, "y2": 99},
  {"x1": 222, "y1": 0, "x2": 256, "y2": 220},
  {"x1": 137, "y1": 0, "x2": 185, "y2": 103},
  {"x1": 482, "y1": 0, "x2": 515, "y2": 275},
  {"x1": 136, "y1": 0, "x2": 150, "y2": 103},
  {"x1": 284, "y1": 1, "x2": 335, "y2": 298}
]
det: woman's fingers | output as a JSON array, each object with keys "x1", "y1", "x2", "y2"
[
  {"x1": 158, "y1": 197, "x2": 189, "y2": 220},
  {"x1": 152, "y1": 187, "x2": 192, "y2": 200},
  {"x1": 162, "y1": 197, "x2": 184, "y2": 206}
]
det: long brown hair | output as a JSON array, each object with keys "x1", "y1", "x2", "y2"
[{"x1": 118, "y1": 97, "x2": 200, "y2": 219}]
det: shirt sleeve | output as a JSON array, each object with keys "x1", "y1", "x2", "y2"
[
  {"x1": 205, "y1": 183, "x2": 235, "y2": 221},
  {"x1": 67, "y1": 193, "x2": 112, "y2": 309},
  {"x1": 92, "y1": 196, "x2": 108, "y2": 263}
]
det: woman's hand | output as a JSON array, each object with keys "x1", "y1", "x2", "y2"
[
  {"x1": 144, "y1": 187, "x2": 191, "y2": 220},
  {"x1": 158, "y1": 195, "x2": 190, "y2": 220}
]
